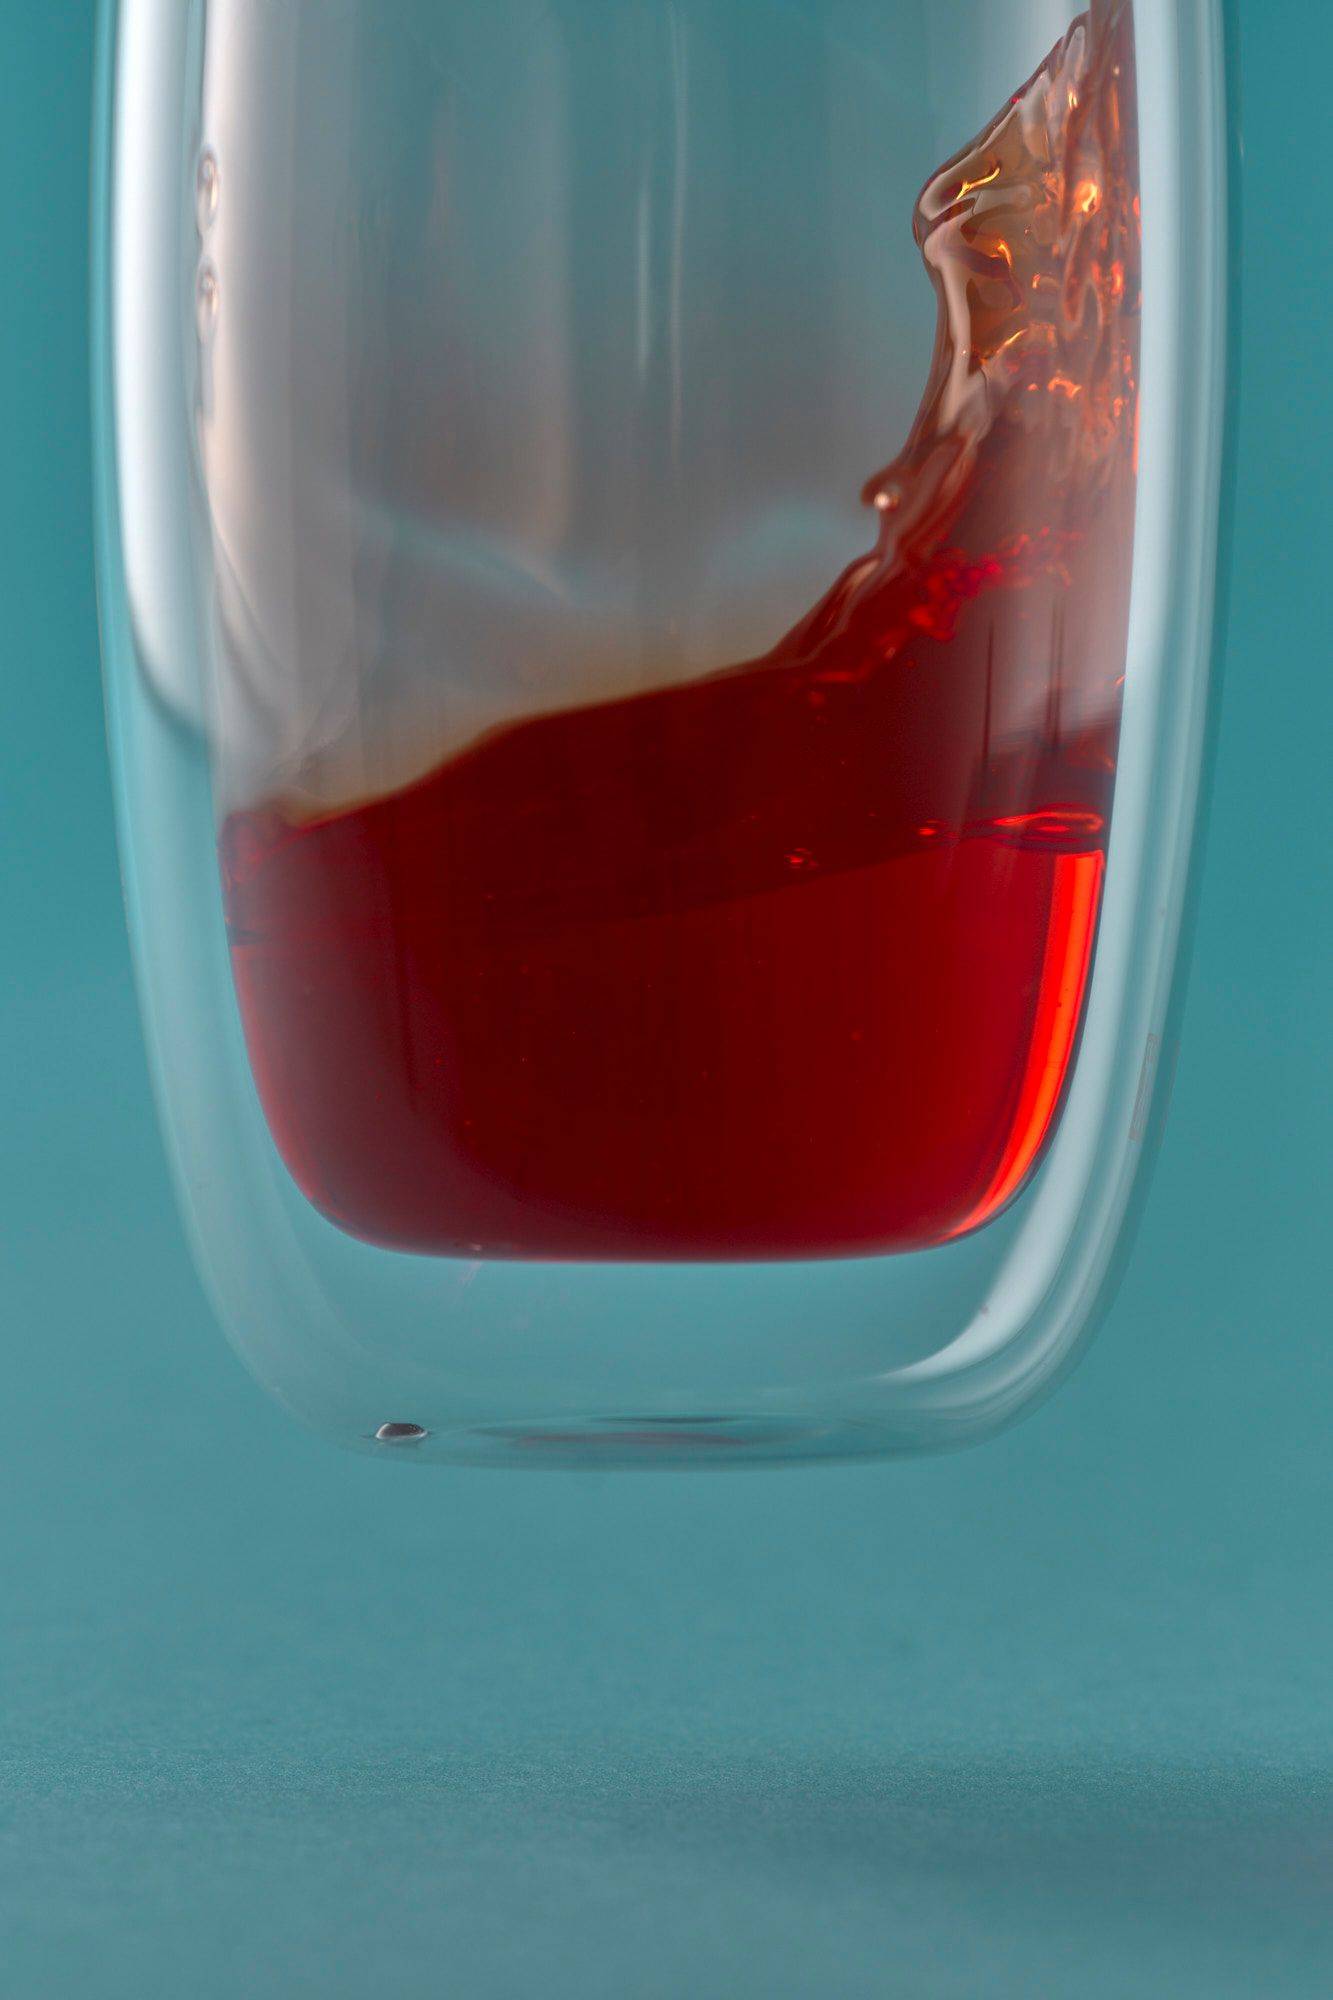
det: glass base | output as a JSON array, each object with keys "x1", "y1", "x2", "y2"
[{"x1": 359, "y1": 1413, "x2": 900, "y2": 1470}]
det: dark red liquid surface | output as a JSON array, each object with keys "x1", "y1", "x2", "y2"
[{"x1": 220, "y1": 4, "x2": 1139, "y2": 1260}]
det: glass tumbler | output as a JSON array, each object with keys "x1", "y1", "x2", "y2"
[{"x1": 94, "y1": 0, "x2": 1233, "y2": 1466}]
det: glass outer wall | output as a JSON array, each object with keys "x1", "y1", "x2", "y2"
[{"x1": 94, "y1": 1, "x2": 1231, "y2": 1466}]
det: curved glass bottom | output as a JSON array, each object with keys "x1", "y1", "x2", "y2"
[{"x1": 359, "y1": 1412, "x2": 948, "y2": 1469}]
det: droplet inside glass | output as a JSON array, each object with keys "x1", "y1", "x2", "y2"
[
  {"x1": 195, "y1": 147, "x2": 219, "y2": 233},
  {"x1": 195, "y1": 260, "x2": 219, "y2": 340}
]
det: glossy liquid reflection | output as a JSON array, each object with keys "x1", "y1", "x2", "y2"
[{"x1": 221, "y1": 3, "x2": 1139, "y2": 1260}]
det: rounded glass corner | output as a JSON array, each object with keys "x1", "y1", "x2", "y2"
[{"x1": 93, "y1": 0, "x2": 1234, "y2": 1469}]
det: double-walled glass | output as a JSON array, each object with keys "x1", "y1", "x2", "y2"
[{"x1": 94, "y1": 1, "x2": 1232, "y2": 1465}]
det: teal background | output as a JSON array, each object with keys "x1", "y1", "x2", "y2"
[{"x1": 2, "y1": 8, "x2": 1329, "y2": 1995}]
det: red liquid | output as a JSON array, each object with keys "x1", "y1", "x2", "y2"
[{"x1": 221, "y1": 4, "x2": 1139, "y2": 1260}]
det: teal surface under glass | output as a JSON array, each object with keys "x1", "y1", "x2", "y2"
[{"x1": 94, "y1": 0, "x2": 1231, "y2": 1466}]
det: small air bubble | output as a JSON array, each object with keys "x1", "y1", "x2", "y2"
[
  {"x1": 196, "y1": 261, "x2": 220, "y2": 339},
  {"x1": 196, "y1": 148, "x2": 220, "y2": 233},
  {"x1": 873, "y1": 484, "x2": 902, "y2": 513},
  {"x1": 375, "y1": 1421, "x2": 429, "y2": 1444}
]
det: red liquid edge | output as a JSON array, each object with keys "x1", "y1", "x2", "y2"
[{"x1": 221, "y1": 3, "x2": 1140, "y2": 1261}]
